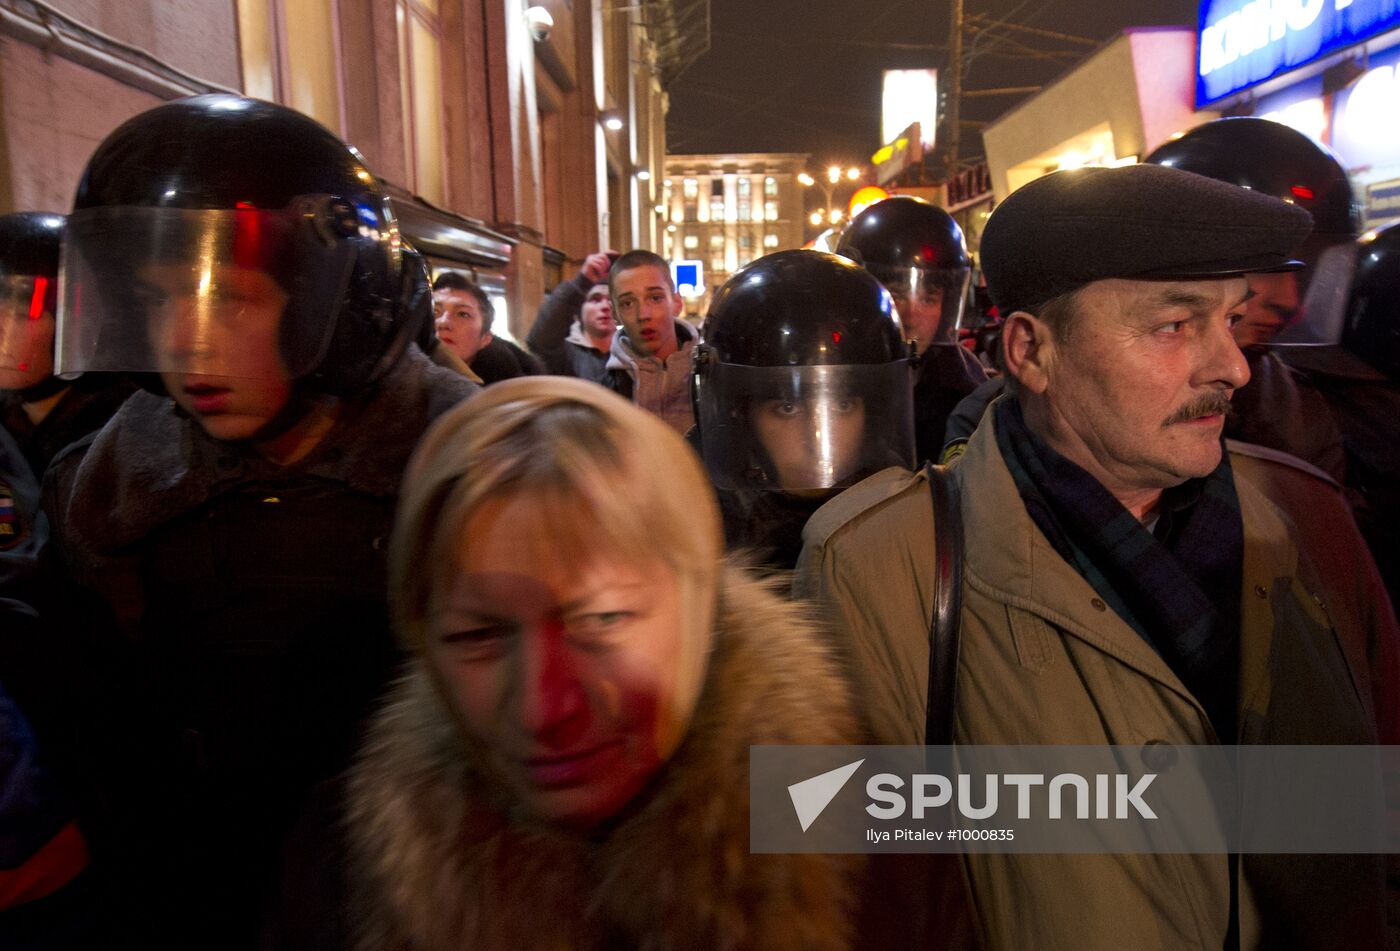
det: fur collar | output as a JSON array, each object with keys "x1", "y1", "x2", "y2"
[{"x1": 347, "y1": 564, "x2": 859, "y2": 950}]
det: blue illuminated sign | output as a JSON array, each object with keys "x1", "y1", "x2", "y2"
[{"x1": 1197, "y1": 0, "x2": 1400, "y2": 106}]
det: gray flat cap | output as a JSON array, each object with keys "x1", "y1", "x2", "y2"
[{"x1": 980, "y1": 164, "x2": 1313, "y2": 315}]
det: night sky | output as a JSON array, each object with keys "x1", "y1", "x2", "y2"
[{"x1": 666, "y1": 0, "x2": 1201, "y2": 166}]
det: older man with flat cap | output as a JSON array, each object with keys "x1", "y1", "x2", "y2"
[{"x1": 795, "y1": 164, "x2": 1392, "y2": 951}]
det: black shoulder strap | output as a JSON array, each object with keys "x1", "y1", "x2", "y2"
[{"x1": 925, "y1": 461, "x2": 964, "y2": 745}]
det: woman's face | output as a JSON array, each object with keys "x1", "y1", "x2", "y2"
[
  {"x1": 751, "y1": 394, "x2": 867, "y2": 495},
  {"x1": 426, "y1": 491, "x2": 686, "y2": 828}
]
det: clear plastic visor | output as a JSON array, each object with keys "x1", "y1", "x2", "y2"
[
  {"x1": 868, "y1": 264, "x2": 971, "y2": 350},
  {"x1": 57, "y1": 204, "x2": 354, "y2": 380},
  {"x1": 695, "y1": 361, "x2": 915, "y2": 493},
  {"x1": 1269, "y1": 239, "x2": 1358, "y2": 348},
  {"x1": 0, "y1": 274, "x2": 56, "y2": 374}
]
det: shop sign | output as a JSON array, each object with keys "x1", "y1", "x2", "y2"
[
  {"x1": 672, "y1": 259, "x2": 704, "y2": 299},
  {"x1": 1196, "y1": 0, "x2": 1400, "y2": 106},
  {"x1": 1365, "y1": 178, "x2": 1400, "y2": 226}
]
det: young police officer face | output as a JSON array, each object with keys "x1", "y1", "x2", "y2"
[
  {"x1": 0, "y1": 297, "x2": 54, "y2": 391},
  {"x1": 1233, "y1": 271, "x2": 1300, "y2": 350},
  {"x1": 143, "y1": 263, "x2": 294, "y2": 442},
  {"x1": 427, "y1": 490, "x2": 683, "y2": 828},
  {"x1": 612, "y1": 265, "x2": 681, "y2": 359},
  {"x1": 1026, "y1": 277, "x2": 1252, "y2": 494}
]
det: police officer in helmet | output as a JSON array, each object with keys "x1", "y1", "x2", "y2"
[
  {"x1": 693, "y1": 249, "x2": 915, "y2": 569},
  {"x1": 1146, "y1": 117, "x2": 1353, "y2": 479},
  {"x1": 836, "y1": 195, "x2": 988, "y2": 463},
  {"x1": 48, "y1": 94, "x2": 475, "y2": 949},
  {"x1": 1150, "y1": 117, "x2": 1400, "y2": 608}
]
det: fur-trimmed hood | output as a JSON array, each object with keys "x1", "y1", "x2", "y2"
[{"x1": 346, "y1": 562, "x2": 859, "y2": 951}]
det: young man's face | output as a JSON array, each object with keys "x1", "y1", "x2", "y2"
[
  {"x1": 580, "y1": 284, "x2": 616, "y2": 344},
  {"x1": 434, "y1": 289, "x2": 492, "y2": 365},
  {"x1": 612, "y1": 265, "x2": 681, "y2": 360},
  {"x1": 142, "y1": 263, "x2": 295, "y2": 442}
]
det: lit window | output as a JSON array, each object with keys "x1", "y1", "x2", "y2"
[
  {"x1": 764, "y1": 176, "x2": 778, "y2": 198},
  {"x1": 710, "y1": 196, "x2": 725, "y2": 220},
  {"x1": 237, "y1": 0, "x2": 343, "y2": 135},
  {"x1": 764, "y1": 200, "x2": 778, "y2": 221},
  {"x1": 710, "y1": 233, "x2": 724, "y2": 249},
  {"x1": 737, "y1": 177, "x2": 752, "y2": 198},
  {"x1": 683, "y1": 178, "x2": 698, "y2": 199},
  {"x1": 683, "y1": 234, "x2": 698, "y2": 250},
  {"x1": 396, "y1": 0, "x2": 446, "y2": 204},
  {"x1": 763, "y1": 233, "x2": 779, "y2": 249}
]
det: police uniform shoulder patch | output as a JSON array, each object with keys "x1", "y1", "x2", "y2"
[{"x1": 0, "y1": 479, "x2": 27, "y2": 550}]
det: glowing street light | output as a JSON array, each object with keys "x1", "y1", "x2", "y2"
[{"x1": 802, "y1": 163, "x2": 864, "y2": 233}]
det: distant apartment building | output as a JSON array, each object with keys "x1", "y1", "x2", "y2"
[{"x1": 662, "y1": 152, "x2": 808, "y2": 317}]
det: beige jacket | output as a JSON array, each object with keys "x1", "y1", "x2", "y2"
[{"x1": 795, "y1": 411, "x2": 1387, "y2": 951}]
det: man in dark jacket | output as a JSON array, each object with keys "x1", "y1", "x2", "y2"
[
  {"x1": 525, "y1": 250, "x2": 617, "y2": 383},
  {"x1": 44, "y1": 95, "x2": 477, "y2": 951}
]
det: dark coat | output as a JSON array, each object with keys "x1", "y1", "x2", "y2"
[
  {"x1": 524, "y1": 273, "x2": 612, "y2": 383},
  {"x1": 43, "y1": 347, "x2": 476, "y2": 951},
  {"x1": 0, "y1": 378, "x2": 135, "y2": 481},
  {"x1": 913, "y1": 343, "x2": 988, "y2": 465},
  {"x1": 470, "y1": 336, "x2": 545, "y2": 384}
]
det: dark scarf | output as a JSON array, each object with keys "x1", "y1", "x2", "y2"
[{"x1": 994, "y1": 398, "x2": 1244, "y2": 739}]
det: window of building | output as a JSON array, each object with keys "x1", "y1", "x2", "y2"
[
  {"x1": 763, "y1": 233, "x2": 779, "y2": 249},
  {"x1": 683, "y1": 233, "x2": 698, "y2": 250},
  {"x1": 737, "y1": 233, "x2": 753, "y2": 267},
  {"x1": 683, "y1": 178, "x2": 698, "y2": 199},
  {"x1": 711, "y1": 248, "x2": 725, "y2": 272},
  {"x1": 710, "y1": 196, "x2": 725, "y2": 220},
  {"x1": 237, "y1": 0, "x2": 344, "y2": 135},
  {"x1": 709, "y1": 233, "x2": 724, "y2": 250},
  {"x1": 711, "y1": 179, "x2": 724, "y2": 197},
  {"x1": 764, "y1": 200, "x2": 778, "y2": 222},
  {"x1": 396, "y1": 0, "x2": 446, "y2": 204},
  {"x1": 764, "y1": 176, "x2": 778, "y2": 198}
]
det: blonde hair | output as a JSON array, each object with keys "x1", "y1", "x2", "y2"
[{"x1": 390, "y1": 377, "x2": 724, "y2": 724}]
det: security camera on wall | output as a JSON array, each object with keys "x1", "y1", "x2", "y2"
[{"x1": 525, "y1": 6, "x2": 554, "y2": 43}]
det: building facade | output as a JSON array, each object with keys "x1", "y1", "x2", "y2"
[
  {"x1": 0, "y1": 0, "x2": 695, "y2": 340},
  {"x1": 981, "y1": 28, "x2": 1207, "y2": 203},
  {"x1": 661, "y1": 152, "x2": 808, "y2": 317}
]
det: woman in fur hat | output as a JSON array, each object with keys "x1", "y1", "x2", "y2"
[{"x1": 268, "y1": 375, "x2": 863, "y2": 950}]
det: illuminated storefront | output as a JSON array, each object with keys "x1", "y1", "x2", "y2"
[
  {"x1": 1196, "y1": 0, "x2": 1400, "y2": 226},
  {"x1": 981, "y1": 28, "x2": 1206, "y2": 201}
]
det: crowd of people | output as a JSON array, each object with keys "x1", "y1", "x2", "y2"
[{"x1": 0, "y1": 92, "x2": 1397, "y2": 951}]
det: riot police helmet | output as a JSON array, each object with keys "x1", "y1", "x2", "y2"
[
  {"x1": 1146, "y1": 117, "x2": 1360, "y2": 347},
  {"x1": 1344, "y1": 221, "x2": 1400, "y2": 379},
  {"x1": 836, "y1": 196, "x2": 972, "y2": 352},
  {"x1": 0, "y1": 212, "x2": 64, "y2": 391},
  {"x1": 58, "y1": 94, "x2": 414, "y2": 396},
  {"x1": 692, "y1": 249, "x2": 915, "y2": 494}
]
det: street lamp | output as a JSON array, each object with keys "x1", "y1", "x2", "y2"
[{"x1": 802, "y1": 163, "x2": 863, "y2": 232}]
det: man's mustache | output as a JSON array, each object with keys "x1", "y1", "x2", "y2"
[{"x1": 1163, "y1": 392, "x2": 1233, "y2": 426}]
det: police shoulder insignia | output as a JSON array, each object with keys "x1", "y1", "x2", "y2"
[
  {"x1": 0, "y1": 481, "x2": 27, "y2": 550},
  {"x1": 939, "y1": 439, "x2": 968, "y2": 465}
]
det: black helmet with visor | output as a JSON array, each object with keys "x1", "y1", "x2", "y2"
[
  {"x1": 836, "y1": 196, "x2": 972, "y2": 352},
  {"x1": 57, "y1": 94, "x2": 413, "y2": 396},
  {"x1": 693, "y1": 249, "x2": 915, "y2": 495}
]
